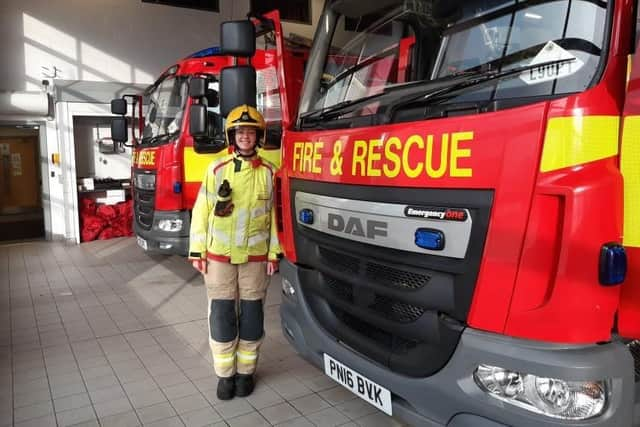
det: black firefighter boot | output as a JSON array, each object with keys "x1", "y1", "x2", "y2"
[
  {"x1": 217, "y1": 376, "x2": 235, "y2": 400},
  {"x1": 234, "y1": 374, "x2": 255, "y2": 397}
]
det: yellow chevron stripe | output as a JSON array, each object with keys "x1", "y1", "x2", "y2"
[
  {"x1": 183, "y1": 146, "x2": 281, "y2": 183},
  {"x1": 183, "y1": 147, "x2": 228, "y2": 183},
  {"x1": 540, "y1": 116, "x2": 619, "y2": 173},
  {"x1": 621, "y1": 115, "x2": 640, "y2": 247}
]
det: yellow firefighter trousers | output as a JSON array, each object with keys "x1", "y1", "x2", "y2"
[{"x1": 204, "y1": 260, "x2": 269, "y2": 378}]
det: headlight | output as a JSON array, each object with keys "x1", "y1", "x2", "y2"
[
  {"x1": 134, "y1": 173, "x2": 155, "y2": 190},
  {"x1": 474, "y1": 364, "x2": 607, "y2": 420},
  {"x1": 158, "y1": 219, "x2": 183, "y2": 232}
]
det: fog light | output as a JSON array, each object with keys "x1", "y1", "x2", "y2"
[
  {"x1": 282, "y1": 278, "x2": 296, "y2": 297},
  {"x1": 299, "y1": 209, "x2": 314, "y2": 225},
  {"x1": 474, "y1": 364, "x2": 607, "y2": 420},
  {"x1": 158, "y1": 219, "x2": 183, "y2": 232}
]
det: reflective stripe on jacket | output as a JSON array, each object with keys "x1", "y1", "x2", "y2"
[{"x1": 189, "y1": 152, "x2": 281, "y2": 264}]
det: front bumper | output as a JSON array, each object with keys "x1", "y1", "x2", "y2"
[
  {"x1": 280, "y1": 259, "x2": 637, "y2": 427},
  {"x1": 133, "y1": 210, "x2": 190, "y2": 256}
]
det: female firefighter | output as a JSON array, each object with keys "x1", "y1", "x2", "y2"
[{"x1": 188, "y1": 105, "x2": 281, "y2": 400}]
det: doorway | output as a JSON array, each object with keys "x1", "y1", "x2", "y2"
[{"x1": 0, "y1": 126, "x2": 44, "y2": 242}]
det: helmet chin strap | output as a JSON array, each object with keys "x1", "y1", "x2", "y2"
[{"x1": 234, "y1": 146, "x2": 257, "y2": 158}]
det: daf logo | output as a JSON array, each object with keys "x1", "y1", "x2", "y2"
[{"x1": 327, "y1": 213, "x2": 388, "y2": 239}]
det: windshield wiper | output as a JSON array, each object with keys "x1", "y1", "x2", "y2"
[
  {"x1": 385, "y1": 58, "x2": 576, "y2": 121},
  {"x1": 141, "y1": 132, "x2": 173, "y2": 145},
  {"x1": 299, "y1": 91, "x2": 389, "y2": 124}
]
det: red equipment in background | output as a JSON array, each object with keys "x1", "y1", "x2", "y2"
[{"x1": 80, "y1": 198, "x2": 133, "y2": 242}]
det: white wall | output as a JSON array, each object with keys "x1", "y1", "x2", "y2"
[
  {"x1": 73, "y1": 117, "x2": 132, "y2": 180},
  {"x1": 0, "y1": 0, "x2": 251, "y2": 92}
]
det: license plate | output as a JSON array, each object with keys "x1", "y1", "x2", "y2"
[
  {"x1": 136, "y1": 236, "x2": 148, "y2": 251},
  {"x1": 323, "y1": 354, "x2": 392, "y2": 415}
]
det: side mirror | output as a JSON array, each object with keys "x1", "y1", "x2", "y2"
[
  {"x1": 111, "y1": 98, "x2": 127, "y2": 115},
  {"x1": 111, "y1": 117, "x2": 128, "y2": 143},
  {"x1": 221, "y1": 20, "x2": 256, "y2": 56},
  {"x1": 220, "y1": 66, "x2": 256, "y2": 116},
  {"x1": 190, "y1": 104, "x2": 207, "y2": 138},
  {"x1": 189, "y1": 78, "x2": 207, "y2": 98}
]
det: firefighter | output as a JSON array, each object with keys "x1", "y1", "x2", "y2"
[{"x1": 188, "y1": 105, "x2": 281, "y2": 400}]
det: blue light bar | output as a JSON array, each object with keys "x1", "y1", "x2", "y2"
[
  {"x1": 188, "y1": 46, "x2": 221, "y2": 59},
  {"x1": 415, "y1": 228, "x2": 445, "y2": 251},
  {"x1": 599, "y1": 243, "x2": 626, "y2": 286},
  {"x1": 299, "y1": 209, "x2": 314, "y2": 225},
  {"x1": 173, "y1": 182, "x2": 182, "y2": 194}
]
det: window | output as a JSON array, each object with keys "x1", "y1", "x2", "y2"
[
  {"x1": 250, "y1": 0, "x2": 311, "y2": 24},
  {"x1": 142, "y1": 0, "x2": 219, "y2": 13}
]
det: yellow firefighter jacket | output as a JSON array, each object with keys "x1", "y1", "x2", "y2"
[{"x1": 189, "y1": 152, "x2": 281, "y2": 264}]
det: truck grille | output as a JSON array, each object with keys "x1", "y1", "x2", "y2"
[
  {"x1": 291, "y1": 179, "x2": 493, "y2": 377},
  {"x1": 326, "y1": 276, "x2": 425, "y2": 323},
  {"x1": 133, "y1": 173, "x2": 156, "y2": 231}
]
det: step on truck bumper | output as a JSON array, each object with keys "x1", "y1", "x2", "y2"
[{"x1": 279, "y1": 259, "x2": 637, "y2": 427}]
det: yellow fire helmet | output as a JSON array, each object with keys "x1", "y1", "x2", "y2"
[{"x1": 225, "y1": 104, "x2": 266, "y2": 148}]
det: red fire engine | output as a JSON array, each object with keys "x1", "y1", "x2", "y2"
[
  {"x1": 217, "y1": 1, "x2": 639, "y2": 425},
  {"x1": 110, "y1": 13, "x2": 305, "y2": 255}
]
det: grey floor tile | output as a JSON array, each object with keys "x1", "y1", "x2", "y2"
[
  {"x1": 354, "y1": 412, "x2": 405, "y2": 427},
  {"x1": 213, "y1": 400, "x2": 255, "y2": 420},
  {"x1": 268, "y1": 379, "x2": 313, "y2": 401},
  {"x1": 51, "y1": 381, "x2": 87, "y2": 399},
  {"x1": 99, "y1": 410, "x2": 141, "y2": 427},
  {"x1": 89, "y1": 384, "x2": 127, "y2": 404},
  {"x1": 123, "y1": 379, "x2": 158, "y2": 395},
  {"x1": 14, "y1": 414, "x2": 57, "y2": 427},
  {"x1": 299, "y1": 376, "x2": 336, "y2": 393},
  {"x1": 259, "y1": 402, "x2": 301, "y2": 425},
  {"x1": 128, "y1": 389, "x2": 167, "y2": 409},
  {"x1": 245, "y1": 387, "x2": 284, "y2": 410},
  {"x1": 318, "y1": 387, "x2": 356, "y2": 406},
  {"x1": 14, "y1": 400, "x2": 54, "y2": 423},
  {"x1": 226, "y1": 411, "x2": 270, "y2": 427},
  {"x1": 154, "y1": 372, "x2": 190, "y2": 388},
  {"x1": 85, "y1": 374, "x2": 121, "y2": 392},
  {"x1": 144, "y1": 416, "x2": 186, "y2": 427},
  {"x1": 274, "y1": 417, "x2": 315, "y2": 427},
  {"x1": 55, "y1": 405, "x2": 97, "y2": 427},
  {"x1": 68, "y1": 421, "x2": 100, "y2": 427},
  {"x1": 334, "y1": 398, "x2": 378, "y2": 420},
  {"x1": 162, "y1": 382, "x2": 200, "y2": 400},
  {"x1": 94, "y1": 397, "x2": 133, "y2": 419},
  {"x1": 53, "y1": 392, "x2": 92, "y2": 412},
  {"x1": 179, "y1": 406, "x2": 222, "y2": 427},
  {"x1": 170, "y1": 393, "x2": 211, "y2": 415},
  {"x1": 13, "y1": 388, "x2": 52, "y2": 408},
  {"x1": 289, "y1": 394, "x2": 331, "y2": 416},
  {"x1": 305, "y1": 408, "x2": 350, "y2": 427},
  {"x1": 135, "y1": 401, "x2": 177, "y2": 424},
  {"x1": 117, "y1": 368, "x2": 152, "y2": 385}
]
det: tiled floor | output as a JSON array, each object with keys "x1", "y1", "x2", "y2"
[{"x1": 0, "y1": 238, "x2": 404, "y2": 427}]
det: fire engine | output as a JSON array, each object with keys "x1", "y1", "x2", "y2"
[
  {"x1": 217, "y1": 1, "x2": 639, "y2": 425},
  {"x1": 110, "y1": 13, "x2": 305, "y2": 256}
]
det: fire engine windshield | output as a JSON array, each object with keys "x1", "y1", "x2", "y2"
[
  {"x1": 298, "y1": 0, "x2": 609, "y2": 126},
  {"x1": 141, "y1": 75, "x2": 188, "y2": 145}
]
